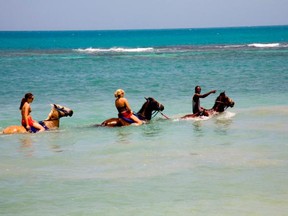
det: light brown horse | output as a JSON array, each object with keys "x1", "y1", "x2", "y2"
[
  {"x1": 181, "y1": 92, "x2": 235, "y2": 119},
  {"x1": 2, "y1": 104, "x2": 73, "y2": 134},
  {"x1": 100, "y1": 97, "x2": 165, "y2": 127}
]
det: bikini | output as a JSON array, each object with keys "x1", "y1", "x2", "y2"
[
  {"x1": 21, "y1": 116, "x2": 34, "y2": 127},
  {"x1": 117, "y1": 104, "x2": 134, "y2": 123}
]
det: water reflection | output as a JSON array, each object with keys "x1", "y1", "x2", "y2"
[
  {"x1": 214, "y1": 117, "x2": 233, "y2": 135},
  {"x1": 115, "y1": 120, "x2": 164, "y2": 144},
  {"x1": 19, "y1": 135, "x2": 34, "y2": 157},
  {"x1": 192, "y1": 121, "x2": 205, "y2": 137},
  {"x1": 116, "y1": 129, "x2": 133, "y2": 144},
  {"x1": 18, "y1": 131, "x2": 66, "y2": 156},
  {"x1": 141, "y1": 121, "x2": 163, "y2": 138}
]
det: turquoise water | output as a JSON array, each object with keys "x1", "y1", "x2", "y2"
[{"x1": 1, "y1": 26, "x2": 288, "y2": 215}]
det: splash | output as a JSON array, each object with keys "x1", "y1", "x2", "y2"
[{"x1": 216, "y1": 111, "x2": 236, "y2": 120}]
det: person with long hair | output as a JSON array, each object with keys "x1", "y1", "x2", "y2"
[{"x1": 20, "y1": 93, "x2": 45, "y2": 132}]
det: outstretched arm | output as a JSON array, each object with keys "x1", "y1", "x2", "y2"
[{"x1": 198, "y1": 90, "x2": 216, "y2": 98}]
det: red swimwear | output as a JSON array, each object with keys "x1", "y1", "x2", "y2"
[
  {"x1": 119, "y1": 111, "x2": 132, "y2": 118},
  {"x1": 21, "y1": 116, "x2": 34, "y2": 127}
]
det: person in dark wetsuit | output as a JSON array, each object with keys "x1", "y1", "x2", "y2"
[
  {"x1": 114, "y1": 89, "x2": 142, "y2": 125},
  {"x1": 192, "y1": 86, "x2": 216, "y2": 116}
]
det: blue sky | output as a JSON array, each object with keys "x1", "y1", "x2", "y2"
[{"x1": 0, "y1": 0, "x2": 287, "y2": 30}]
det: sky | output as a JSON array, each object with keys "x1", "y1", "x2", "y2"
[{"x1": 0, "y1": 0, "x2": 287, "y2": 31}]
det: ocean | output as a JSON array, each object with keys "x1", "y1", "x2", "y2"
[{"x1": 0, "y1": 26, "x2": 288, "y2": 215}]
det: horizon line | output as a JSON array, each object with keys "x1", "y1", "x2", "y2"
[{"x1": 0, "y1": 24, "x2": 287, "y2": 32}]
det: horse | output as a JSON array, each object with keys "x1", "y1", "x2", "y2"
[
  {"x1": 2, "y1": 104, "x2": 73, "y2": 134},
  {"x1": 100, "y1": 97, "x2": 165, "y2": 127},
  {"x1": 181, "y1": 92, "x2": 235, "y2": 119}
]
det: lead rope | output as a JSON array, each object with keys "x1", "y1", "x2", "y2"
[
  {"x1": 160, "y1": 112, "x2": 170, "y2": 119},
  {"x1": 151, "y1": 111, "x2": 170, "y2": 119}
]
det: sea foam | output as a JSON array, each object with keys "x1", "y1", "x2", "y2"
[
  {"x1": 74, "y1": 47, "x2": 154, "y2": 53},
  {"x1": 248, "y1": 43, "x2": 280, "y2": 48}
]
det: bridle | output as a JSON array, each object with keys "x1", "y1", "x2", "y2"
[
  {"x1": 147, "y1": 98, "x2": 169, "y2": 119},
  {"x1": 56, "y1": 106, "x2": 71, "y2": 117},
  {"x1": 48, "y1": 105, "x2": 72, "y2": 120},
  {"x1": 215, "y1": 96, "x2": 232, "y2": 111}
]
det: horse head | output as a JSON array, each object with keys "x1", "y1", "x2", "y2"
[
  {"x1": 213, "y1": 92, "x2": 235, "y2": 112},
  {"x1": 45, "y1": 104, "x2": 73, "y2": 121},
  {"x1": 144, "y1": 97, "x2": 164, "y2": 112},
  {"x1": 137, "y1": 97, "x2": 164, "y2": 120}
]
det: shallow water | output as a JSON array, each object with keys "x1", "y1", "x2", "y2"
[{"x1": 1, "y1": 27, "x2": 288, "y2": 215}]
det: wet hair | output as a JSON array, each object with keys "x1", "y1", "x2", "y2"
[
  {"x1": 114, "y1": 89, "x2": 125, "y2": 98},
  {"x1": 19, "y1": 93, "x2": 33, "y2": 110}
]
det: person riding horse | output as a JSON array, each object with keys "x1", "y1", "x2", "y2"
[
  {"x1": 182, "y1": 91, "x2": 234, "y2": 119},
  {"x1": 192, "y1": 86, "x2": 216, "y2": 116},
  {"x1": 19, "y1": 93, "x2": 45, "y2": 132},
  {"x1": 114, "y1": 89, "x2": 143, "y2": 125},
  {"x1": 101, "y1": 96, "x2": 165, "y2": 127}
]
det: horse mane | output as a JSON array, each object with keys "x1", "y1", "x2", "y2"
[
  {"x1": 137, "y1": 97, "x2": 151, "y2": 114},
  {"x1": 215, "y1": 91, "x2": 225, "y2": 101},
  {"x1": 212, "y1": 92, "x2": 225, "y2": 110}
]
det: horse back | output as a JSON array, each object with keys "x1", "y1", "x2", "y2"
[
  {"x1": 101, "y1": 118, "x2": 131, "y2": 127},
  {"x1": 3, "y1": 125, "x2": 27, "y2": 134}
]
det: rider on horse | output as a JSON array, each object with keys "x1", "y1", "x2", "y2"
[
  {"x1": 192, "y1": 86, "x2": 216, "y2": 116},
  {"x1": 114, "y1": 89, "x2": 143, "y2": 125}
]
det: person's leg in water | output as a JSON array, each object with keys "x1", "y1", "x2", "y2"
[
  {"x1": 32, "y1": 121, "x2": 45, "y2": 132},
  {"x1": 130, "y1": 114, "x2": 143, "y2": 125}
]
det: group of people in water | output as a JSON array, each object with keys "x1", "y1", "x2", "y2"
[{"x1": 20, "y1": 86, "x2": 216, "y2": 132}]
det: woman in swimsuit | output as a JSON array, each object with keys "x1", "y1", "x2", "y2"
[
  {"x1": 20, "y1": 93, "x2": 45, "y2": 132},
  {"x1": 114, "y1": 89, "x2": 142, "y2": 125}
]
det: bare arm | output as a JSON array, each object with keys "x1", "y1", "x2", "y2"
[
  {"x1": 123, "y1": 98, "x2": 132, "y2": 112},
  {"x1": 197, "y1": 90, "x2": 216, "y2": 98},
  {"x1": 23, "y1": 103, "x2": 30, "y2": 128}
]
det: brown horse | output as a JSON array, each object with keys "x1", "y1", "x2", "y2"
[
  {"x1": 100, "y1": 97, "x2": 165, "y2": 127},
  {"x1": 181, "y1": 92, "x2": 235, "y2": 119},
  {"x1": 2, "y1": 104, "x2": 73, "y2": 134}
]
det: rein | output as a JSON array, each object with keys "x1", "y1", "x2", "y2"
[
  {"x1": 47, "y1": 107, "x2": 69, "y2": 121},
  {"x1": 138, "y1": 98, "x2": 169, "y2": 120},
  {"x1": 215, "y1": 100, "x2": 229, "y2": 112},
  {"x1": 151, "y1": 111, "x2": 170, "y2": 119},
  {"x1": 160, "y1": 112, "x2": 170, "y2": 119},
  {"x1": 151, "y1": 110, "x2": 159, "y2": 119}
]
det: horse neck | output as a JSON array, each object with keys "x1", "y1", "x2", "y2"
[
  {"x1": 43, "y1": 119, "x2": 60, "y2": 128},
  {"x1": 137, "y1": 102, "x2": 153, "y2": 120},
  {"x1": 43, "y1": 109, "x2": 60, "y2": 128},
  {"x1": 212, "y1": 101, "x2": 225, "y2": 112}
]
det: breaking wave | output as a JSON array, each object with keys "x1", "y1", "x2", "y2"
[
  {"x1": 73, "y1": 43, "x2": 288, "y2": 54},
  {"x1": 248, "y1": 43, "x2": 280, "y2": 48},
  {"x1": 74, "y1": 47, "x2": 154, "y2": 53}
]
